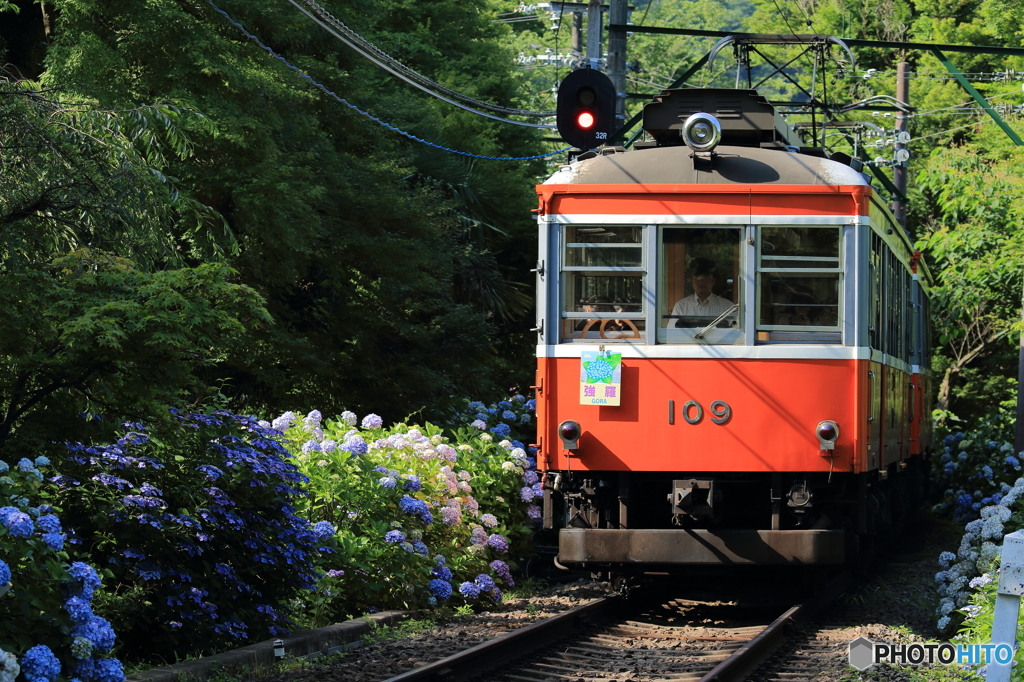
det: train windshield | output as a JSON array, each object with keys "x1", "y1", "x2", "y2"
[
  {"x1": 756, "y1": 227, "x2": 841, "y2": 337},
  {"x1": 658, "y1": 227, "x2": 743, "y2": 345},
  {"x1": 560, "y1": 225, "x2": 646, "y2": 342}
]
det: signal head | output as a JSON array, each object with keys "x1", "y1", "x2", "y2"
[
  {"x1": 682, "y1": 113, "x2": 722, "y2": 152},
  {"x1": 556, "y1": 69, "x2": 616, "y2": 151}
]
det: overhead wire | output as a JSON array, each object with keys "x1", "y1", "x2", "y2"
[
  {"x1": 287, "y1": 0, "x2": 556, "y2": 121},
  {"x1": 206, "y1": 1, "x2": 567, "y2": 160}
]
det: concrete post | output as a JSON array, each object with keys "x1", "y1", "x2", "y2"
[
  {"x1": 585, "y1": 0, "x2": 602, "y2": 69},
  {"x1": 607, "y1": 0, "x2": 628, "y2": 125},
  {"x1": 988, "y1": 530, "x2": 1024, "y2": 682}
]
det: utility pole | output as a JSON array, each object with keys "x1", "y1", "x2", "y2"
[
  {"x1": 1016, "y1": 279, "x2": 1024, "y2": 454},
  {"x1": 607, "y1": 0, "x2": 628, "y2": 126},
  {"x1": 893, "y1": 61, "x2": 911, "y2": 227},
  {"x1": 585, "y1": 0, "x2": 602, "y2": 69},
  {"x1": 571, "y1": 12, "x2": 583, "y2": 58}
]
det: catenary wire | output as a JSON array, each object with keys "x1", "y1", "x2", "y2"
[
  {"x1": 291, "y1": 0, "x2": 556, "y2": 119},
  {"x1": 207, "y1": 1, "x2": 567, "y2": 160}
]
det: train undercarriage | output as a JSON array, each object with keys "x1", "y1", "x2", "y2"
[{"x1": 543, "y1": 458, "x2": 929, "y2": 571}]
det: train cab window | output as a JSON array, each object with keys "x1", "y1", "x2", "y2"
[
  {"x1": 560, "y1": 225, "x2": 646, "y2": 342},
  {"x1": 657, "y1": 227, "x2": 743, "y2": 344},
  {"x1": 756, "y1": 227, "x2": 842, "y2": 342}
]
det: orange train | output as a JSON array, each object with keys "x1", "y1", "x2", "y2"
[{"x1": 532, "y1": 89, "x2": 932, "y2": 571}]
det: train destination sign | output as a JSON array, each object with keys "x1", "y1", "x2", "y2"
[{"x1": 580, "y1": 351, "x2": 622, "y2": 406}]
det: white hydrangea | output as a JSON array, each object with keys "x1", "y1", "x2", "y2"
[
  {"x1": 340, "y1": 411, "x2": 357, "y2": 426},
  {"x1": 0, "y1": 649, "x2": 19, "y2": 682}
]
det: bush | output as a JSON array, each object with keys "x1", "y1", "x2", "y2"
[
  {"x1": 53, "y1": 411, "x2": 328, "y2": 662},
  {"x1": 0, "y1": 457, "x2": 122, "y2": 682},
  {"x1": 274, "y1": 397, "x2": 540, "y2": 626},
  {"x1": 930, "y1": 425, "x2": 1021, "y2": 523}
]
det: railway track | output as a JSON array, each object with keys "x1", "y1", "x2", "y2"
[{"x1": 380, "y1": 572, "x2": 853, "y2": 682}]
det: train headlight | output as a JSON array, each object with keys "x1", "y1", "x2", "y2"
[
  {"x1": 682, "y1": 113, "x2": 722, "y2": 152},
  {"x1": 558, "y1": 420, "x2": 581, "y2": 450},
  {"x1": 816, "y1": 420, "x2": 840, "y2": 450}
]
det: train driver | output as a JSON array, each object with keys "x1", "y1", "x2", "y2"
[{"x1": 670, "y1": 259, "x2": 734, "y2": 327}]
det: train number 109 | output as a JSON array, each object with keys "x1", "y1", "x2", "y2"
[{"x1": 679, "y1": 400, "x2": 732, "y2": 425}]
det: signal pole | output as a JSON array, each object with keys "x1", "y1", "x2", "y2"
[{"x1": 607, "y1": 0, "x2": 628, "y2": 126}]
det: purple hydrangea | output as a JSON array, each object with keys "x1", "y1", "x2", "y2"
[
  {"x1": 428, "y1": 579, "x2": 452, "y2": 600},
  {"x1": 490, "y1": 587, "x2": 503, "y2": 603},
  {"x1": 471, "y1": 420, "x2": 487, "y2": 431},
  {"x1": 527, "y1": 504, "x2": 542, "y2": 520},
  {"x1": 480, "y1": 513, "x2": 498, "y2": 528},
  {"x1": 301, "y1": 440, "x2": 321, "y2": 454},
  {"x1": 20, "y1": 645, "x2": 61, "y2": 682},
  {"x1": 458, "y1": 581, "x2": 482, "y2": 599},
  {"x1": 440, "y1": 506, "x2": 461, "y2": 526},
  {"x1": 487, "y1": 534, "x2": 510, "y2": 553},
  {"x1": 490, "y1": 559, "x2": 513, "y2": 584},
  {"x1": 384, "y1": 530, "x2": 405, "y2": 544},
  {"x1": 326, "y1": 569, "x2": 345, "y2": 578},
  {"x1": 361, "y1": 413, "x2": 383, "y2": 429},
  {"x1": 519, "y1": 486, "x2": 535, "y2": 503},
  {"x1": 341, "y1": 437, "x2": 369, "y2": 456}
]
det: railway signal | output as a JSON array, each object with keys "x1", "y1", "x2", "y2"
[{"x1": 556, "y1": 68, "x2": 616, "y2": 150}]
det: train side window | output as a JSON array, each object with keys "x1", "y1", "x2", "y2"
[
  {"x1": 756, "y1": 226, "x2": 841, "y2": 342},
  {"x1": 560, "y1": 225, "x2": 646, "y2": 343},
  {"x1": 657, "y1": 227, "x2": 744, "y2": 345}
]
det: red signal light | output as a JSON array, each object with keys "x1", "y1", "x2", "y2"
[{"x1": 576, "y1": 111, "x2": 595, "y2": 130}]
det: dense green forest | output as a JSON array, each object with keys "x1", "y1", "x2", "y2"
[{"x1": 2, "y1": 0, "x2": 1023, "y2": 456}]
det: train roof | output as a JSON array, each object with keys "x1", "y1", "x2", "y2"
[{"x1": 542, "y1": 145, "x2": 869, "y2": 187}]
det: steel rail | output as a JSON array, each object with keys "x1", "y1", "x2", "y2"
[
  {"x1": 381, "y1": 596, "x2": 620, "y2": 682},
  {"x1": 698, "y1": 570, "x2": 855, "y2": 682}
]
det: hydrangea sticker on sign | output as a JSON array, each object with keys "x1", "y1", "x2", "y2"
[{"x1": 580, "y1": 351, "x2": 621, "y2": 406}]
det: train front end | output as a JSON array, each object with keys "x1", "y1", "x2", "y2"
[{"x1": 532, "y1": 90, "x2": 931, "y2": 572}]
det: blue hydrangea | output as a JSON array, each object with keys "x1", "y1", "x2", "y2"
[
  {"x1": 490, "y1": 423, "x2": 511, "y2": 438},
  {"x1": 42, "y1": 533, "x2": 64, "y2": 551},
  {"x1": 519, "y1": 414, "x2": 532, "y2": 423},
  {"x1": 64, "y1": 596, "x2": 95, "y2": 624},
  {"x1": 34, "y1": 456, "x2": 50, "y2": 467},
  {"x1": 511, "y1": 395, "x2": 526, "y2": 404},
  {"x1": 982, "y1": 465, "x2": 994, "y2": 480},
  {"x1": 312, "y1": 521, "x2": 336, "y2": 539},
  {"x1": 428, "y1": 579, "x2": 452, "y2": 600},
  {"x1": 475, "y1": 574, "x2": 495, "y2": 590},
  {"x1": 403, "y1": 475, "x2": 422, "y2": 492},
  {"x1": 525, "y1": 399, "x2": 536, "y2": 412},
  {"x1": 342, "y1": 437, "x2": 369, "y2": 456},
  {"x1": 0, "y1": 559, "x2": 10, "y2": 584},
  {"x1": 361, "y1": 413, "x2": 383, "y2": 429},
  {"x1": 17, "y1": 458, "x2": 34, "y2": 472},
  {"x1": 498, "y1": 401, "x2": 513, "y2": 409},
  {"x1": 68, "y1": 562, "x2": 102, "y2": 599},
  {"x1": 36, "y1": 514, "x2": 61, "y2": 533},
  {"x1": 468, "y1": 401, "x2": 486, "y2": 412},
  {"x1": 384, "y1": 530, "x2": 405, "y2": 544},
  {"x1": 20, "y1": 645, "x2": 61, "y2": 682},
  {"x1": 0, "y1": 461, "x2": 7, "y2": 474},
  {"x1": 475, "y1": 412, "x2": 490, "y2": 422},
  {"x1": 502, "y1": 410, "x2": 516, "y2": 421},
  {"x1": 70, "y1": 636, "x2": 93, "y2": 660},
  {"x1": 458, "y1": 581, "x2": 481, "y2": 599},
  {"x1": 378, "y1": 476, "x2": 397, "y2": 488},
  {"x1": 433, "y1": 566, "x2": 453, "y2": 581},
  {"x1": 92, "y1": 657, "x2": 125, "y2": 682},
  {"x1": 412, "y1": 540, "x2": 429, "y2": 555},
  {"x1": 1, "y1": 510, "x2": 33, "y2": 537},
  {"x1": 71, "y1": 616, "x2": 117, "y2": 652},
  {"x1": 1007, "y1": 456, "x2": 1020, "y2": 468},
  {"x1": 301, "y1": 440, "x2": 321, "y2": 454}
]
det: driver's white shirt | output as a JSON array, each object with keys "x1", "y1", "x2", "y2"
[{"x1": 671, "y1": 293, "x2": 734, "y2": 319}]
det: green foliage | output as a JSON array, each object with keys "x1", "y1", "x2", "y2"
[
  {"x1": 0, "y1": 248, "x2": 269, "y2": 455},
  {"x1": 954, "y1": 567, "x2": 1024, "y2": 680},
  {"x1": 38, "y1": 0, "x2": 546, "y2": 420},
  {"x1": 55, "y1": 411, "x2": 327, "y2": 663}
]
